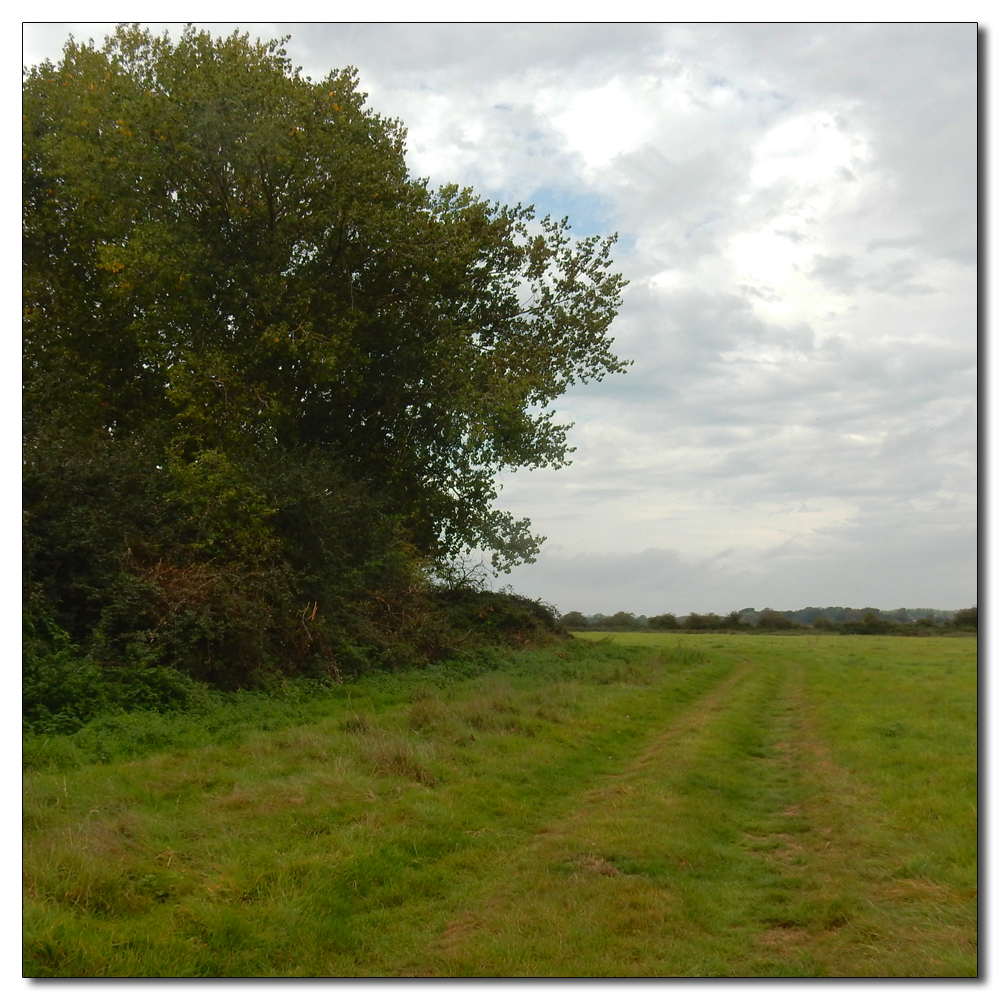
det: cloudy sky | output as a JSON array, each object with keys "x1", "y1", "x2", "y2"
[{"x1": 23, "y1": 22, "x2": 978, "y2": 616}]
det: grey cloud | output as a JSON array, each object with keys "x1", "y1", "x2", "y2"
[
  {"x1": 504, "y1": 499, "x2": 976, "y2": 615},
  {"x1": 287, "y1": 23, "x2": 664, "y2": 85},
  {"x1": 811, "y1": 254, "x2": 937, "y2": 297},
  {"x1": 738, "y1": 284, "x2": 781, "y2": 302},
  {"x1": 544, "y1": 298, "x2": 974, "y2": 516},
  {"x1": 810, "y1": 254, "x2": 861, "y2": 294},
  {"x1": 611, "y1": 147, "x2": 750, "y2": 268},
  {"x1": 774, "y1": 228, "x2": 807, "y2": 244},
  {"x1": 598, "y1": 285, "x2": 822, "y2": 406},
  {"x1": 504, "y1": 546, "x2": 759, "y2": 617},
  {"x1": 740, "y1": 23, "x2": 976, "y2": 264},
  {"x1": 867, "y1": 236, "x2": 922, "y2": 251},
  {"x1": 864, "y1": 259, "x2": 936, "y2": 296}
]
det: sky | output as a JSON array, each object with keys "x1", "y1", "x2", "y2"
[{"x1": 21, "y1": 21, "x2": 978, "y2": 616}]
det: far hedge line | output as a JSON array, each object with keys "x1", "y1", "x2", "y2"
[{"x1": 561, "y1": 607, "x2": 977, "y2": 635}]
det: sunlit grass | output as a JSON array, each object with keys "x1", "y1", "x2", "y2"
[{"x1": 23, "y1": 636, "x2": 976, "y2": 977}]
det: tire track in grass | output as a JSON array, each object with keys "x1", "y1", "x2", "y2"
[
  {"x1": 421, "y1": 657, "x2": 769, "y2": 976},
  {"x1": 746, "y1": 655, "x2": 977, "y2": 977},
  {"x1": 736, "y1": 655, "x2": 858, "y2": 974},
  {"x1": 525, "y1": 658, "x2": 757, "y2": 876},
  {"x1": 530, "y1": 658, "x2": 755, "y2": 833},
  {"x1": 628, "y1": 659, "x2": 755, "y2": 770}
]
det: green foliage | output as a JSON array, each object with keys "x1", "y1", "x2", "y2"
[
  {"x1": 603, "y1": 611, "x2": 642, "y2": 630},
  {"x1": 683, "y1": 612, "x2": 720, "y2": 631},
  {"x1": 23, "y1": 650, "x2": 113, "y2": 734},
  {"x1": 559, "y1": 611, "x2": 591, "y2": 630},
  {"x1": 582, "y1": 607, "x2": 965, "y2": 635},
  {"x1": 23, "y1": 649, "x2": 208, "y2": 737},
  {"x1": 648, "y1": 612, "x2": 679, "y2": 630},
  {"x1": 23, "y1": 25, "x2": 626, "y2": 694},
  {"x1": 755, "y1": 610, "x2": 797, "y2": 631},
  {"x1": 839, "y1": 612, "x2": 896, "y2": 636},
  {"x1": 435, "y1": 589, "x2": 566, "y2": 648},
  {"x1": 952, "y1": 607, "x2": 977, "y2": 629},
  {"x1": 23, "y1": 431, "x2": 438, "y2": 691},
  {"x1": 23, "y1": 25, "x2": 625, "y2": 568}
]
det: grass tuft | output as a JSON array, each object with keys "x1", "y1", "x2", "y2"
[{"x1": 359, "y1": 730, "x2": 436, "y2": 785}]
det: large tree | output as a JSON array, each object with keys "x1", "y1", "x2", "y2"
[{"x1": 23, "y1": 26, "x2": 626, "y2": 683}]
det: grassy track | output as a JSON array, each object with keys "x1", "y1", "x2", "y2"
[{"x1": 23, "y1": 635, "x2": 977, "y2": 977}]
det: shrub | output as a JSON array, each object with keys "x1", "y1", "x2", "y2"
[
  {"x1": 435, "y1": 588, "x2": 566, "y2": 650},
  {"x1": 604, "y1": 611, "x2": 642, "y2": 631},
  {"x1": 952, "y1": 607, "x2": 977, "y2": 629},
  {"x1": 23, "y1": 650, "x2": 112, "y2": 734},
  {"x1": 840, "y1": 612, "x2": 896, "y2": 635},
  {"x1": 683, "y1": 613, "x2": 719, "y2": 630},
  {"x1": 23, "y1": 434, "x2": 448, "y2": 691},
  {"x1": 756, "y1": 610, "x2": 796, "y2": 630},
  {"x1": 648, "y1": 613, "x2": 678, "y2": 630}
]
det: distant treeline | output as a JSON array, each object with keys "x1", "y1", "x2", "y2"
[{"x1": 560, "y1": 606, "x2": 978, "y2": 634}]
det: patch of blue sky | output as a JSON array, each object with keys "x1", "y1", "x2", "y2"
[{"x1": 521, "y1": 187, "x2": 616, "y2": 238}]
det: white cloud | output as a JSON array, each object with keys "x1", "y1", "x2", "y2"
[{"x1": 749, "y1": 111, "x2": 868, "y2": 189}]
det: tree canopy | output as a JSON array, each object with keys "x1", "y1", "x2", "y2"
[{"x1": 23, "y1": 25, "x2": 626, "y2": 691}]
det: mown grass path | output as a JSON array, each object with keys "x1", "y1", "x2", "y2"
[
  {"x1": 23, "y1": 636, "x2": 976, "y2": 977},
  {"x1": 425, "y1": 642, "x2": 975, "y2": 976}
]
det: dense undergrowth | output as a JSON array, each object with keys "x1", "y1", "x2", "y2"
[{"x1": 24, "y1": 585, "x2": 565, "y2": 738}]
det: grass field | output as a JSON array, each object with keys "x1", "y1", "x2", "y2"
[{"x1": 23, "y1": 634, "x2": 977, "y2": 977}]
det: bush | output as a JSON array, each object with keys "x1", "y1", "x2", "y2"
[
  {"x1": 23, "y1": 434, "x2": 444, "y2": 690},
  {"x1": 435, "y1": 588, "x2": 566, "y2": 650},
  {"x1": 648, "y1": 613, "x2": 678, "y2": 630},
  {"x1": 683, "y1": 613, "x2": 720, "y2": 630},
  {"x1": 23, "y1": 647, "x2": 207, "y2": 736},
  {"x1": 756, "y1": 610, "x2": 796, "y2": 630},
  {"x1": 604, "y1": 611, "x2": 642, "y2": 631},
  {"x1": 23, "y1": 650, "x2": 112, "y2": 734},
  {"x1": 839, "y1": 612, "x2": 896, "y2": 635}
]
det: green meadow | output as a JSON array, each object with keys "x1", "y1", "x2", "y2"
[{"x1": 23, "y1": 634, "x2": 977, "y2": 977}]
